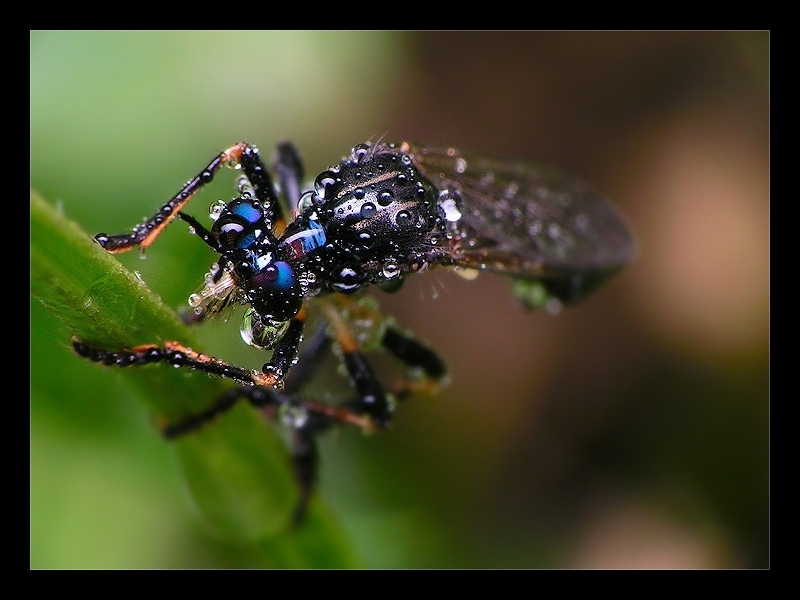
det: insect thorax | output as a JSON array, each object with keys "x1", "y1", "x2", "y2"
[{"x1": 299, "y1": 143, "x2": 457, "y2": 296}]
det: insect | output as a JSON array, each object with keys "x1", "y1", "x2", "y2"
[{"x1": 73, "y1": 139, "x2": 634, "y2": 521}]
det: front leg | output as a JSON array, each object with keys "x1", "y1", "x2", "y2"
[{"x1": 95, "y1": 143, "x2": 253, "y2": 253}]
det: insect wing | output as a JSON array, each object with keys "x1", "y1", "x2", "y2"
[{"x1": 408, "y1": 144, "x2": 635, "y2": 302}]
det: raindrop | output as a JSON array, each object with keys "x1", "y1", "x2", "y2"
[
  {"x1": 438, "y1": 190, "x2": 462, "y2": 222},
  {"x1": 360, "y1": 202, "x2": 377, "y2": 218},
  {"x1": 351, "y1": 143, "x2": 370, "y2": 164},
  {"x1": 395, "y1": 210, "x2": 411, "y2": 227},
  {"x1": 297, "y1": 191, "x2": 315, "y2": 212},
  {"x1": 209, "y1": 200, "x2": 226, "y2": 221},
  {"x1": 281, "y1": 404, "x2": 309, "y2": 428},
  {"x1": 382, "y1": 260, "x2": 400, "y2": 279},
  {"x1": 378, "y1": 190, "x2": 394, "y2": 206}
]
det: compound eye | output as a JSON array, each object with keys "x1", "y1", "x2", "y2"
[
  {"x1": 213, "y1": 218, "x2": 246, "y2": 249},
  {"x1": 248, "y1": 261, "x2": 303, "y2": 322},
  {"x1": 230, "y1": 198, "x2": 263, "y2": 224},
  {"x1": 213, "y1": 198, "x2": 265, "y2": 250}
]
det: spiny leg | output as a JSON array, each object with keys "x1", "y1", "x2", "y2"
[
  {"x1": 287, "y1": 410, "x2": 333, "y2": 525},
  {"x1": 94, "y1": 142, "x2": 282, "y2": 253},
  {"x1": 282, "y1": 323, "x2": 333, "y2": 394},
  {"x1": 264, "y1": 307, "x2": 307, "y2": 382},
  {"x1": 71, "y1": 337, "x2": 281, "y2": 387},
  {"x1": 331, "y1": 295, "x2": 447, "y2": 399},
  {"x1": 321, "y1": 300, "x2": 393, "y2": 428},
  {"x1": 72, "y1": 324, "x2": 356, "y2": 524},
  {"x1": 160, "y1": 382, "x2": 330, "y2": 524},
  {"x1": 71, "y1": 326, "x2": 374, "y2": 432},
  {"x1": 381, "y1": 327, "x2": 447, "y2": 398},
  {"x1": 95, "y1": 143, "x2": 247, "y2": 253},
  {"x1": 274, "y1": 140, "x2": 305, "y2": 219}
]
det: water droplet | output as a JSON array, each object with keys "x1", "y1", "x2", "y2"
[
  {"x1": 360, "y1": 202, "x2": 376, "y2": 218},
  {"x1": 378, "y1": 190, "x2": 394, "y2": 206},
  {"x1": 354, "y1": 231, "x2": 373, "y2": 249},
  {"x1": 395, "y1": 210, "x2": 411, "y2": 227},
  {"x1": 237, "y1": 175, "x2": 255, "y2": 197},
  {"x1": 209, "y1": 200, "x2": 226, "y2": 221},
  {"x1": 351, "y1": 143, "x2": 371, "y2": 164},
  {"x1": 297, "y1": 191, "x2": 315, "y2": 212},
  {"x1": 314, "y1": 171, "x2": 338, "y2": 200},
  {"x1": 455, "y1": 157, "x2": 467, "y2": 173},
  {"x1": 331, "y1": 265, "x2": 364, "y2": 293},
  {"x1": 546, "y1": 298, "x2": 563, "y2": 315},
  {"x1": 438, "y1": 190, "x2": 462, "y2": 222},
  {"x1": 240, "y1": 308, "x2": 289, "y2": 349},
  {"x1": 528, "y1": 220, "x2": 543, "y2": 236},
  {"x1": 382, "y1": 260, "x2": 400, "y2": 279},
  {"x1": 280, "y1": 404, "x2": 309, "y2": 428},
  {"x1": 298, "y1": 270, "x2": 317, "y2": 288}
]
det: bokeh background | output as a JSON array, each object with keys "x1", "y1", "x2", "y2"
[{"x1": 31, "y1": 31, "x2": 769, "y2": 568}]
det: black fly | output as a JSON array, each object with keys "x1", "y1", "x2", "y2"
[{"x1": 73, "y1": 140, "x2": 634, "y2": 521}]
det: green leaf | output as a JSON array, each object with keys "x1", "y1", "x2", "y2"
[{"x1": 30, "y1": 191, "x2": 359, "y2": 567}]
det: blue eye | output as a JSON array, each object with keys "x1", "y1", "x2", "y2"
[
  {"x1": 232, "y1": 200, "x2": 262, "y2": 224},
  {"x1": 236, "y1": 231, "x2": 257, "y2": 249},
  {"x1": 247, "y1": 261, "x2": 303, "y2": 322},
  {"x1": 272, "y1": 261, "x2": 296, "y2": 290},
  {"x1": 249, "y1": 261, "x2": 295, "y2": 291}
]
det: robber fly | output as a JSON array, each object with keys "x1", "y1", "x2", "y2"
[{"x1": 73, "y1": 140, "x2": 635, "y2": 521}]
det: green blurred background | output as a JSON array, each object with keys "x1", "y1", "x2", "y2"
[{"x1": 31, "y1": 31, "x2": 769, "y2": 568}]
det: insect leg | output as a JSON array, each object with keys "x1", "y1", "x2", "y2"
[
  {"x1": 321, "y1": 301, "x2": 392, "y2": 428},
  {"x1": 155, "y1": 380, "x2": 327, "y2": 523},
  {"x1": 175, "y1": 212, "x2": 222, "y2": 252},
  {"x1": 95, "y1": 143, "x2": 253, "y2": 253},
  {"x1": 286, "y1": 411, "x2": 333, "y2": 525},
  {"x1": 72, "y1": 332, "x2": 377, "y2": 431},
  {"x1": 281, "y1": 323, "x2": 332, "y2": 394},
  {"x1": 273, "y1": 140, "x2": 304, "y2": 217},
  {"x1": 381, "y1": 327, "x2": 448, "y2": 398},
  {"x1": 260, "y1": 307, "x2": 307, "y2": 382},
  {"x1": 183, "y1": 321, "x2": 332, "y2": 435},
  {"x1": 160, "y1": 385, "x2": 282, "y2": 438},
  {"x1": 71, "y1": 337, "x2": 282, "y2": 387},
  {"x1": 237, "y1": 143, "x2": 284, "y2": 226}
]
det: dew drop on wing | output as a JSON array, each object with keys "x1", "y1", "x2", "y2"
[{"x1": 406, "y1": 143, "x2": 635, "y2": 306}]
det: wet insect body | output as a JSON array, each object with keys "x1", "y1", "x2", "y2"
[{"x1": 74, "y1": 140, "x2": 634, "y2": 520}]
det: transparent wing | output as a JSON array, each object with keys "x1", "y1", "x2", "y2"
[{"x1": 408, "y1": 144, "x2": 636, "y2": 302}]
